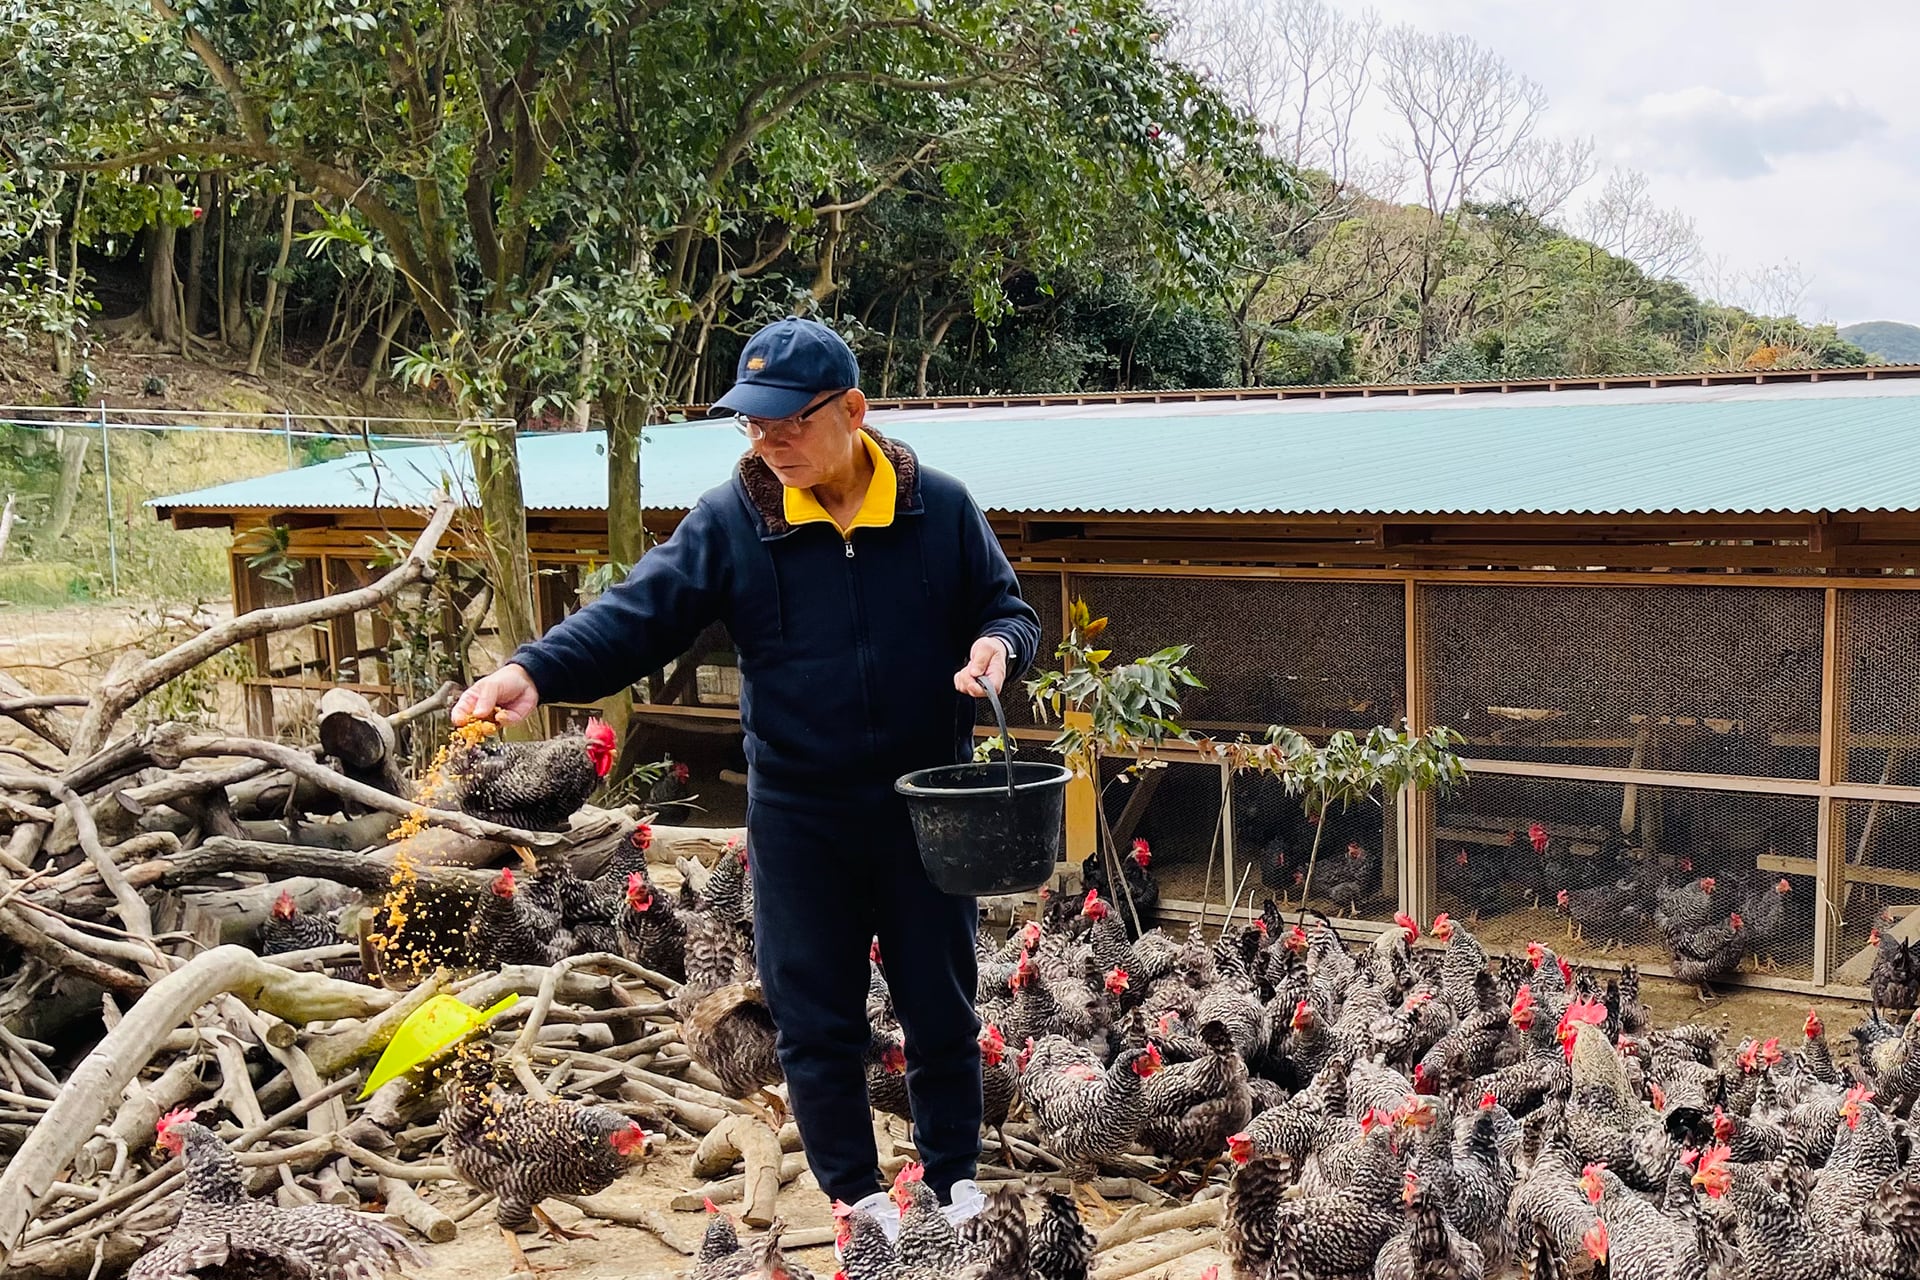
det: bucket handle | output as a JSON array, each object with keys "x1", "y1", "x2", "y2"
[{"x1": 976, "y1": 672, "x2": 1017, "y2": 802}]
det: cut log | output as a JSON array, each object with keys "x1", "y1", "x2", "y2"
[
  {"x1": 380, "y1": 1175, "x2": 456, "y2": 1243},
  {"x1": 669, "y1": 1154, "x2": 810, "y2": 1210},
  {"x1": 690, "y1": 1114, "x2": 783, "y2": 1227}
]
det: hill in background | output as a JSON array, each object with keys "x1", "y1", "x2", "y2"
[{"x1": 1840, "y1": 321, "x2": 1920, "y2": 363}]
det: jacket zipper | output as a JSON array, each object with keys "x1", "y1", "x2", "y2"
[{"x1": 844, "y1": 531, "x2": 879, "y2": 758}]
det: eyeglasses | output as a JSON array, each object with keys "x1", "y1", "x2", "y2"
[{"x1": 733, "y1": 388, "x2": 848, "y2": 443}]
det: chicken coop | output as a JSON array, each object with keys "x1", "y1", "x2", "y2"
[{"x1": 152, "y1": 364, "x2": 1920, "y2": 998}]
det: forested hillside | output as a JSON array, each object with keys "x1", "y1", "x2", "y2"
[{"x1": 1839, "y1": 321, "x2": 1920, "y2": 364}]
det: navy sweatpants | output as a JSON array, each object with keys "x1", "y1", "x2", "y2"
[{"x1": 746, "y1": 792, "x2": 982, "y2": 1204}]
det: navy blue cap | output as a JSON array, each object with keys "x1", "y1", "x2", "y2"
[{"x1": 710, "y1": 317, "x2": 860, "y2": 420}]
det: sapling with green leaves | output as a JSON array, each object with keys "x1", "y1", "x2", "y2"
[
  {"x1": 1027, "y1": 598, "x2": 1205, "y2": 935},
  {"x1": 1206, "y1": 723, "x2": 1467, "y2": 914}
]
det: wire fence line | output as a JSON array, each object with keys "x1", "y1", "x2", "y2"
[{"x1": 0, "y1": 403, "x2": 480, "y2": 601}]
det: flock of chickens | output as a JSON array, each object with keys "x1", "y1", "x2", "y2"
[{"x1": 139, "y1": 720, "x2": 1920, "y2": 1280}]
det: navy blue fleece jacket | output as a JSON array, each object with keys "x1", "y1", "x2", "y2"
[{"x1": 509, "y1": 432, "x2": 1042, "y2": 807}]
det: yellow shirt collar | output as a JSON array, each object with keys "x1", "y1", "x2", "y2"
[{"x1": 782, "y1": 430, "x2": 897, "y2": 534}]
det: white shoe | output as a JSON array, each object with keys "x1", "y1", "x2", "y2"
[
  {"x1": 942, "y1": 1179, "x2": 986, "y2": 1228},
  {"x1": 846, "y1": 1189, "x2": 900, "y2": 1247}
]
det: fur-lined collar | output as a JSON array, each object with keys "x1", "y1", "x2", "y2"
[{"x1": 736, "y1": 429, "x2": 920, "y2": 537}]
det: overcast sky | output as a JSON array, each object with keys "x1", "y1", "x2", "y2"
[{"x1": 1321, "y1": 0, "x2": 1919, "y2": 326}]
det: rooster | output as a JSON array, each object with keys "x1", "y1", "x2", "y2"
[
  {"x1": 1139, "y1": 1018, "x2": 1253, "y2": 1174},
  {"x1": 131, "y1": 1110, "x2": 426, "y2": 1280},
  {"x1": 443, "y1": 1042, "x2": 651, "y2": 1273},
  {"x1": 649, "y1": 756, "x2": 694, "y2": 822},
  {"x1": 1868, "y1": 915, "x2": 1920, "y2": 1014},
  {"x1": 447, "y1": 719, "x2": 616, "y2": 831},
  {"x1": 1082, "y1": 837, "x2": 1160, "y2": 935}
]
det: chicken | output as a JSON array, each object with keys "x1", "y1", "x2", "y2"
[
  {"x1": 616, "y1": 869, "x2": 689, "y2": 981},
  {"x1": 260, "y1": 889, "x2": 341, "y2": 955},
  {"x1": 1308, "y1": 840, "x2": 1384, "y2": 914},
  {"x1": 1140, "y1": 1018, "x2": 1253, "y2": 1172},
  {"x1": 467, "y1": 865, "x2": 567, "y2": 968},
  {"x1": 1556, "y1": 878, "x2": 1652, "y2": 948},
  {"x1": 1432, "y1": 912, "x2": 1490, "y2": 1020},
  {"x1": 832, "y1": 1201, "x2": 914, "y2": 1280},
  {"x1": 446, "y1": 719, "x2": 616, "y2": 831},
  {"x1": 891, "y1": 1162, "x2": 962, "y2": 1271},
  {"x1": 953, "y1": 1183, "x2": 1036, "y2": 1280},
  {"x1": 979, "y1": 1024, "x2": 1019, "y2": 1165},
  {"x1": 1438, "y1": 845, "x2": 1506, "y2": 921},
  {"x1": 1798, "y1": 1007, "x2": 1840, "y2": 1087},
  {"x1": 1270, "y1": 1122, "x2": 1408, "y2": 1275},
  {"x1": 1082, "y1": 837, "x2": 1160, "y2": 935},
  {"x1": 1868, "y1": 917, "x2": 1920, "y2": 1014},
  {"x1": 1667, "y1": 913, "x2": 1746, "y2": 1003},
  {"x1": 696, "y1": 839, "x2": 754, "y2": 926},
  {"x1": 1653, "y1": 876, "x2": 1722, "y2": 940},
  {"x1": 132, "y1": 1110, "x2": 426, "y2": 1280},
  {"x1": 1373, "y1": 1167, "x2": 1487, "y2": 1280},
  {"x1": 1019, "y1": 1038, "x2": 1163, "y2": 1173},
  {"x1": 1223, "y1": 1141, "x2": 1295, "y2": 1280},
  {"x1": 864, "y1": 1027, "x2": 911, "y2": 1125},
  {"x1": 1029, "y1": 1189, "x2": 1096, "y2": 1280},
  {"x1": 649, "y1": 757, "x2": 694, "y2": 823},
  {"x1": 1738, "y1": 877, "x2": 1795, "y2": 972},
  {"x1": 588, "y1": 821, "x2": 654, "y2": 900},
  {"x1": 679, "y1": 979, "x2": 785, "y2": 1125},
  {"x1": 442, "y1": 1042, "x2": 650, "y2": 1272}
]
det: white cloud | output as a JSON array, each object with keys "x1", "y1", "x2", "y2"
[{"x1": 1620, "y1": 88, "x2": 1884, "y2": 180}]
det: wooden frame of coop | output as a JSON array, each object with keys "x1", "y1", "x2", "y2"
[{"x1": 155, "y1": 363, "x2": 1920, "y2": 1000}]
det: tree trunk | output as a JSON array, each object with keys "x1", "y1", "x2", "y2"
[
  {"x1": 220, "y1": 186, "x2": 259, "y2": 349},
  {"x1": 916, "y1": 309, "x2": 962, "y2": 397},
  {"x1": 359, "y1": 302, "x2": 410, "y2": 396},
  {"x1": 143, "y1": 215, "x2": 181, "y2": 348},
  {"x1": 469, "y1": 420, "x2": 538, "y2": 700},
  {"x1": 181, "y1": 174, "x2": 211, "y2": 349},
  {"x1": 597, "y1": 388, "x2": 650, "y2": 783},
  {"x1": 248, "y1": 186, "x2": 298, "y2": 377},
  {"x1": 42, "y1": 431, "x2": 89, "y2": 546}
]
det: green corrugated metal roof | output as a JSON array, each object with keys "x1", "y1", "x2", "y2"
[{"x1": 148, "y1": 384, "x2": 1920, "y2": 518}]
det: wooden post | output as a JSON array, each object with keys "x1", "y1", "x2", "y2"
[
  {"x1": 1401, "y1": 578, "x2": 1434, "y2": 925},
  {"x1": 1814, "y1": 587, "x2": 1843, "y2": 986},
  {"x1": 1065, "y1": 711, "x2": 1097, "y2": 865},
  {"x1": 234, "y1": 552, "x2": 275, "y2": 739}
]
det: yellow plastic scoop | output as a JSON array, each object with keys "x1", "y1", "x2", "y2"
[{"x1": 359, "y1": 992, "x2": 518, "y2": 1098}]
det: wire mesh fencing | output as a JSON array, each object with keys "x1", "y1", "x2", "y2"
[
  {"x1": 1430, "y1": 771, "x2": 1818, "y2": 982},
  {"x1": 1425, "y1": 582, "x2": 1825, "y2": 780}
]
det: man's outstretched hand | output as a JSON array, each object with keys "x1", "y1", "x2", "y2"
[
  {"x1": 954, "y1": 636, "x2": 1010, "y2": 699},
  {"x1": 452, "y1": 663, "x2": 541, "y2": 727}
]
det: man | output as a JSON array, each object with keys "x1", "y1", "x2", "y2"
[{"x1": 453, "y1": 316, "x2": 1041, "y2": 1212}]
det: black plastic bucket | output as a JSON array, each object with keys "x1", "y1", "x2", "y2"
[{"x1": 894, "y1": 680, "x2": 1071, "y2": 897}]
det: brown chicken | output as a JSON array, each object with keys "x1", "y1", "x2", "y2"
[
  {"x1": 443, "y1": 1042, "x2": 650, "y2": 1272},
  {"x1": 680, "y1": 978, "x2": 785, "y2": 1125},
  {"x1": 132, "y1": 1110, "x2": 426, "y2": 1280}
]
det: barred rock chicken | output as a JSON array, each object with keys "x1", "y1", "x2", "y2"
[
  {"x1": 467, "y1": 865, "x2": 567, "y2": 968},
  {"x1": 131, "y1": 1110, "x2": 426, "y2": 1280},
  {"x1": 1668, "y1": 912, "x2": 1746, "y2": 1003},
  {"x1": 1019, "y1": 1038, "x2": 1163, "y2": 1179},
  {"x1": 676, "y1": 905, "x2": 784, "y2": 1124},
  {"x1": 443, "y1": 1042, "x2": 650, "y2": 1272},
  {"x1": 617, "y1": 868, "x2": 689, "y2": 981},
  {"x1": 261, "y1": 889, "x2": 340, "y2": 955},
  {"x1": 446, "y1": 718, "x2": 615, "y2": 831},
  {"x1": 1373, "y1": 1166, "x2": 1487, "y2": 1280},
  {"x1": 891, "y1": 1162, "x2": 963, "y2": 1271},
  {"x1": 1030, "y1": 1189, "x2": 1097, "y2": 1280},
  {"x1": 1738, "y1": 877, "x2": 1795, "y2": 971},
  {"x1": 1140, "y1": 1018, "x2": 1253, "y2": 1171},
  {"x1": 980, "y1": 1024, "x2": 1020, "y2": 1165}
]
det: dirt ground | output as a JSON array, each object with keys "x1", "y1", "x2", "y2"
[{"x1": 392, "y1": 970, "x2": 1868, "y2": 1280}]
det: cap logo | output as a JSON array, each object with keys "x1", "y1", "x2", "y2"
[{"x1": 746, "y1": 357, "x2": 766, "y2": 371}]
